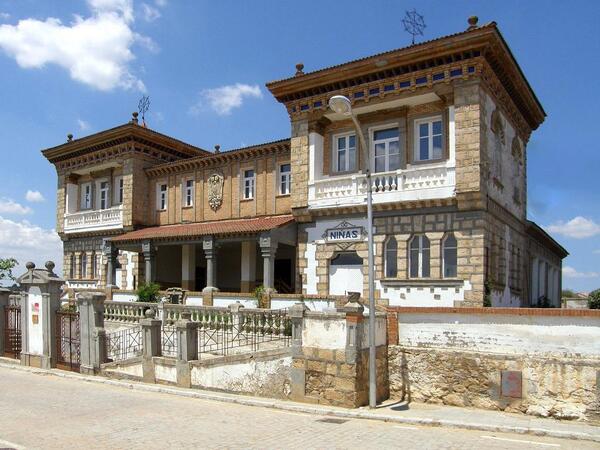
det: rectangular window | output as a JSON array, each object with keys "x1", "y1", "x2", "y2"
[
  {"x1": 279, "y1": 164, "x2": 291, "y2": 195},
  {"x1": 372, "y1": 127, "x2": 400, "y2": 173},
  {"x1": 333, "y1": 134, "x2": 356, "y2": 173},
  {"x1": 184, "y1": 179, "x2": 194, "y2": 207},
  {"x1": 243, "y1": 169, "x2": 255, "y2": 200},
  {"x1": 99, "y1": 181, "x2": 109, "y2": 209},
  {"x1": 114, "y1": 176, "x2": 124, "y2": 204},
  {"x1": 414, "y1": 116, "x2": 443, "y2": 162},
  {"x1": 81, "y1": 253, "x2": 87, "y2": 279},
  {"x1": 80, "y1": 183, "x2": 92, "y2": 210},
  {"x1": 91, "y1": 253, "x2": 97, "y2": 279},
  {"x1": 157, "y1": 183, "x2": 168, "y2": 210}
]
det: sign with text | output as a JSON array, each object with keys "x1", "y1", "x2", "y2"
[{"x1": 325, "y1": 225, "x2": 363, "y2": 243}]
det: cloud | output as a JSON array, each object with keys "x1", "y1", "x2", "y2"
[
  {"x1": 594, "y1": 249, "x2": 600, "y2": 255},
  {"x1": 141, "y1": 3, "x2": 161, "y2": 22},
  {"x1": 0, "y1": 216, "x2": 62, "y2": 276},
  {"x1": 154, "y1": 0, "x2": 168, "y2": 6},
  {"x1": 0, "y1": 0, "x2": 147, "y2": 91},
  {"x1": 25, "y1": 190, "x2": 45, "y2": 203},
  {"x1": 77, "y1": 118, "x2": 91, "y2": 131},
  {"x1": 0, "y1": 12, "x2": 10, "y2": 21},
  {"x1": 545, "y1": 216, "x2": 600, "y2": 239},
  {"x1": 0, "y1": 199, "x2": 32, "y2": 215},
  {"x1": 563, "y1": 266, "x2": 599, "y2": 279},
  {"x1": 191, "y1": 83, "x2": 263, "y2": 116}
]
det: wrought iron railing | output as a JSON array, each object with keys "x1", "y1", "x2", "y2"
[
  {"x1": 161, "y1": 326, "x2": 178, "y2": 357},
  {"x1": 106, "y1": 327, "x2": 143, "y2": 362}
]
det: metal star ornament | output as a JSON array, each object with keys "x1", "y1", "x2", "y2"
[{"x1": 402, "y1": 9, "x2": 426, "y2": 45}]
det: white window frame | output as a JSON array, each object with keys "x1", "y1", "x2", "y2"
[
  {"x1": 243, "y1": 169, "x2": 255, "y2": 200},
  {"x1": 369, "y1": 122, "x2": 401, "y2": 173},
  {"x1": 441, "y1": 233, "x2": 458, "y2": 278},
  {"x1": 97, "y1": 179, "x2": 110, "y2": 210},
  {"x1": 113, "y1": 176, "x2": 124, "y2": 205},
  {"x1": 409, "y1": 235, "x2": 431, "y2": 279},
  {"x1": 332, "y1": 131, "x2": 357, "y2": 173},
  {"x1": 156, "y1": 182, "x2": 168, "y2": 211},
  {"x1": 413, "y1": 115, "x2": 444, "y2": 162},
  {"x1": 184, "y1": 178, "x2": 194, "y2": 207},
  {"x1": 279, "y1": 163, "x2": 291, "y2": 195},
  {"x1": 80, "y1": 182, "x2": 92, "y2": 210}
]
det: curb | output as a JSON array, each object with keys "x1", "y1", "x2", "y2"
[{"x1": 1, "y1": 361, "x2": 599, "y2": 443}]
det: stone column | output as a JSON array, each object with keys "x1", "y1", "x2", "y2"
[
  {"x1": 240, "y1": 240, "x2": 257, "y2": 293},
  {"x1": 76, "y1": 292, "x2": 107, "y2": 375},
  {"x1": 74, "y1": 252, "x2": 82, "y2": 279},
  {"x1": 181, "y1": 244, "x2": 196, "y2": 291},
  {"x1": 202, "y1": 235, "x2": 219, "y2": 293},
  {"x1": 142, "y1": 240, "x2": 156, "y2": 285},
  {"x1": 228, "y1": 301, "x2": 245, "y2": 330},
  {"x1": 17, "y1": 261, "x2": 63, "y2": 369},
  {"x1": 0, "y1": 288, "x2": 10, "y2": 355},
  {"x1": 140, "y1": 309, "x2": 161, "y2": 383},
  {"x1": 176, "y1": 311, "x2": 199, "y2": 388},
  {"x1": 103, "y1": 239, "x2": 117, "y2": 288},
  {"x1": 259, "y1": 233, "x2": 278, "y2": 293},
  {"x1": 289, "y1": 301, "x2": 308, "y2": 402},
  {"x1": 341, "y1": 294, "x2": 365, "y2": 365}
]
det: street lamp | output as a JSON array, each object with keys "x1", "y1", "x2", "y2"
[{"x1": 328, "y1": 95, "x2": 377, "y2": 408}]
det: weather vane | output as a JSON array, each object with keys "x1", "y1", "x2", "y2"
[
  {"x1": 402, "y1": 9, "x2": 426, "y2": 45},
  {"x1": 138, "y1": 95, "x2": 150, "y2": 127}
]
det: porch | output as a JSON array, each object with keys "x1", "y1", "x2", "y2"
[{"x1": 108, "y1": 215, "x2": 297, "y2": 294}]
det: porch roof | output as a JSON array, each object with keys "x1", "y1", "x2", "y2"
[{"x1": 111, "y1": 215, "x2": 295, "y2": 243}]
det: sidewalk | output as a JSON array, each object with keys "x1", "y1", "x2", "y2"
[{"x1": 1, "y1": 358, "x2": 599, "y2": 444}]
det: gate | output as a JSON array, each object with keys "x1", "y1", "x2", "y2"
[
  {"x1": 3, "y1": 305, "x2": 21, "y2": 358},
  {"x1": 56, "y1": 311, "x2": 80, "y2": 371}
]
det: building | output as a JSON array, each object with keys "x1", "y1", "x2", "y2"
[{"x1": 42, "y1": 17, "x2": 567, "y2": 307}]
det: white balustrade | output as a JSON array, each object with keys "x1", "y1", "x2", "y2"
[
  {"x1": 64, "y1": 205, "x2": 124, "y2": 233},
  {"x1": 308, "y1": 163, "x2": 455, "y2": 209}
]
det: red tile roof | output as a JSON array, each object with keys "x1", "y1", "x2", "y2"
[{"x1": 112, "y1": 215, "x2": 295, "y2": 243}]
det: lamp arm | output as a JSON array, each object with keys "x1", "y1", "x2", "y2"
[{"x1": 350, "y1": 114, "x2": 370, "y2": 177}]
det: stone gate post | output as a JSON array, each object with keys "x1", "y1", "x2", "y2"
[
  {"x1": 140, "y1": 309, "x2": 161, "y2": 383},
  {"x1": 16, "y1": 261, "x2": 63, "y2": 369},
  {"x1": 289, "y1": 301, "x2": 308, "y2": 402},
  {"x1": 76, "y1": 292, "x2": 107, "y2": 375},
  {"x1": 175, "y1": 311, "x2": 198, "y2": 388},
  {"x1": 0, "y1": 288, "x2": 10, "y2": 355}
]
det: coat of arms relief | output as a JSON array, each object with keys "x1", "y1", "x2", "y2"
[{"x1": 208, "y1": 173, "x2": 224, "y2": 211}]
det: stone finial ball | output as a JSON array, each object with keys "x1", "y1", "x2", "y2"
[
  {"x1": 45, "y1": 261, "x2": 55, "y2": 272},
  {"x1": 468, "y1": 16, "x2": 478, "y2": 27},
  {"x1": 132, "y1": 111, "x2": 139, "y2": 118},
  {"x1": 25, "y1": 262, "x2": 35, "y2": 270},
  {"x1": 144, "y1": 308, "x2": 156, "y2": 319}
]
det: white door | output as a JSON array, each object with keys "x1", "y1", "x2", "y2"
[{"x1": 329, "y1": 252, "x2": 363, "y2": 296}]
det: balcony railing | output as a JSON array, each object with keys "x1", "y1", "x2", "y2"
[
  {"x1": 308, "y1": 163, "x2": 455, "y2": 209},
  {"x1": 64, "y1": 205, "x2": 124, "y2": 233}
]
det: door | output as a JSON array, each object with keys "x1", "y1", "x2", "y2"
[{"x1": 328, "y1": 252, "x2": 363, "y2": 295}]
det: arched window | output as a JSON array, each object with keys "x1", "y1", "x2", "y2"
[
  {"x1": 384, "y1": 236, "x2": 398, "y2": 278},
  {"x1": 409, "y1": 235, "x2": 430, "y2": 278},
  {"x1": 491, "y1": 109, "x2": 504, "y2": 180},
  {"x1": 81, "y1": 253, "x2": 87, "y2": 279},
  {"x1": 442, "y1": 234, "x2": 457, "y2": 278},
  {"x1": 70, "y1": 254, "x2": 76, "y2": 279}
]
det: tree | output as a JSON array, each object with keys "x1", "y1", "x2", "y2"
[
  {"x1": 0, "y1": 258, "x2": 18, "y2": 282},
  {"x1": 589, "y1": 289, "x2": 600, "y2": 310},
  {"x1": 561, "y1": 289, "x2": 577, "y2": 298}
]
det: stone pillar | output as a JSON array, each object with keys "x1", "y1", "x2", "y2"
[
  {"x1": 240, "y1": 240, "x2": 257, "y2": 293},
  {"x1": 85, "y1": 251, "x2": 94, "y2": 279},
  {"x1": 17, "y1": 261, "x2": 63, "y2": 369},
  {"x1": 142, "y1": 240, "x2": 156, "y2": 285},
  {"x1": 202, "y1": 235, "x2": 219, "y2": 293},
  {"x1": 0, "y1": 288, "x2": 10, "y2": 355},
  {"x1": 140, "y1": 309, "x2": 161, "y2": 383},
  {"x1": 76, "y1": 292, "x2": 107, "y2": 375},
  {"x1": 103, "y1": 239, "x2": 117, "y2": 288},
  {"x1": 176, "y1": 311, "x2": 199, "y2": 388},
  {"x1": 228, "y1": 301, "x2": 245, "y2": 330},
  {"x1": 289, "y1": 301, "x2": 308, "y2": 402},
  {"x1": 181, "y1": 244, "x2": 196, "y2": 291},
  {"x1": 74, "y1": 252, "x2": 82, "y2": 279},
  {"x1": 259, "y1": 233, "x2": 278, "y2": 292}
]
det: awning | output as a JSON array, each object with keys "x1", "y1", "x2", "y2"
[{"x1": 111, "y1": 215, "x2": 295, "y2": 243}]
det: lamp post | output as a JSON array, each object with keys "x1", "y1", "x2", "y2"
[{"x1": 328, "y1": 95, "x2": 377, "y2": 408}]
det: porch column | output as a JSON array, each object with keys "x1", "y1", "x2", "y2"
[
  {"x1": 259, "y1": 233, "x2": 278, "y2": 292},
  {"x1": 181, "y1": 244, "x2": 196, "y2": 291},
  {"x1": 202, "y1": 235, "x2": 219, "y2": 293},
  {"x1": 240, "y1": 240, "x2": 257, "y2": 293},
  {"x1": 142, "y1": 241, "x2": 156, "y2": 285},
  {"x1": 102, "y1": 239, "x2": 117, "y2": 287}
]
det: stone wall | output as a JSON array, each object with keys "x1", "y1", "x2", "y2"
[{"x1": 388, "y1": 307, "x2": 600, "y2": 422}]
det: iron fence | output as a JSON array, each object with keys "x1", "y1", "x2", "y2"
[
  {"x1": 106, "y1": 327, "x2": 142, "y2": 362},
  {"x1": 162, "y1": 326, "x2": 178, "y2": 357}
]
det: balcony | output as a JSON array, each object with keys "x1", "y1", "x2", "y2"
[
  {"x1": 64, "y1": 205, "x2": 124, "y2": 234},
  {"x1": 307, "y1": 163, "x2": 455, "y2": 210}
]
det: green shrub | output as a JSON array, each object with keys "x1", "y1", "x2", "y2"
[
  {"x1": 589, "y1": 290, "x2": 600, "y2": 309},
  {"x1": 136, "y1": 282, "x2": 161, "y2": 303}
]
